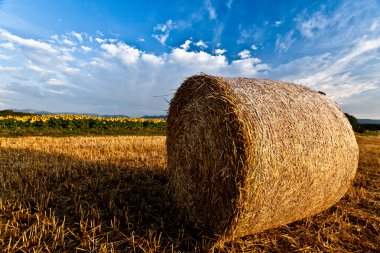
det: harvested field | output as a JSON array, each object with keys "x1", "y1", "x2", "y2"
[{"x1": 0, "y1": 135, "x2": 379, "y2": 252}]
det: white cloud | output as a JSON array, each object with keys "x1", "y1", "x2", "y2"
[
  {"x1": 70, "y1": 32, "x2": 83, "y2": 42},
  {"x1": 58, "y1": 65, "x2": 80, "y2": 74},
  {"x1": 290, "y1": 1, "x2": 380, "y2": 53},
  {"x1": 0, "y1": 28, "x2": 272, "y2": 116},
  {"x1": 195, "y1": 40, "x2": 208, "y2": 49},
  {"x1": 152, "y1": 20, "x2": 176, "y2": 45},
  {"x1": 138, "y1": 38, "x2": 145, "y2": 42},
  {"x1": 141, "y1": 53, "x2": 164, "y2": 65},
  {"x1": 236, "y1": 26, "x2": 263, "y2": 45},
  {"x1": 297, "y1": 11, "x2": 328, "y2": 38},
  {"x1": 95, "y1": 38, "x2": 106, "y2": 43},
  {"x1": 180, "y1": 40, "x2": 192, "y2": 51},
  {"x1": 370, "y1": 20, "x2": 379, "y2": 31},
  {"x1": 153, "y1": 19, "x2": 175, "y2": 32},
  {"x1": 27, "y1": 63, "x2": 53, "y2": 76},
  {"x1": 238, "y1": 49, "x2": 251, "y2": 59},
  {"x1": 255, "y1": 0, "x2": 380, "y2": 114},
  {"x1": 204, "y1": 0, "x2": 217, "y2": 20},
  {"x1": 169, "y1": 48, "x2": 227, "y2": 70},
  {"x1": 101, "y1": 42, "x2": 141, "y2": 65},
  {"x1": 46, "y1": 78, "x2": 65, "y2": 86},
  {"x1": 45, "y1": 89, "x2": 66, "y2": 95},
  {"x1": 274, "y1": 21, "x2": 282, "y2": 27},
  {"x1": 369, "y1": 20, "x2": 379, "y2": 32},
  {"x1": 1, "y1": 42, "x2": 15, "y2": 50},
  {"x1": 152, "y1": 34, "x2": 169, "y2": 45},
  {"x1": 168, "y1": 48, "x2": 268, "y2": 77},
  {"x1": 337, "y1": 38, "x2": 380, "y2": 64},
  {"x1": 62, "y1": 37, "x2": 76, "y2": 46},
  {"x1": 275, "y1": 31, "x2": 295, "y2": 53},
  {"x1": 0, "y1": 89, "x2": 15, "y2": 94},
  {"x1": 0, "y1": 54, "x2": 12, "y2": 60},
  {"x1": 251, "y1": 44, "x2": 258, "y2": 50},
  {"x1": 0, "y1": 29, "x2": 57, "y2": 53},
  {"x1": 294, "y1": 38, "x2": 380, "y2": 87},
  {"x1": 81, "y1": 46, "x2": 92, "y2": 52},
  {"x1": 230, "y1": 58, "x2": 269, "y2": 76},
  {"x1": 57, "y1": 54, "x2": 75, "y2": 62},
  {"x1": 268, "y1": 37, "x2": 380, "y2": 102},
  {"x1": 215, "y1": 48, "x2": 226, "y2": 55},
  {"x1": 0, "y1": 66, "x2": 17, "y2": 72},
  {"x1": 340, "y1": 89, "x2": 380, "y2": 119},
  {"x1": 212, "y1": 24, "x2": 224, "y2": 46}
]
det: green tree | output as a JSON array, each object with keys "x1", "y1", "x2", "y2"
[{"x1": 344, "y1": 113, "x2": 364, "y2": 133}]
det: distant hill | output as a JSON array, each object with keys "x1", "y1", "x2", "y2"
[
  {"x1": 0, "y1": 110, "x2": 36, "y2": 116},
  {"x1": 11, "y1": 109, "x2": 50, "y2": 115},
  {"x1": 99, "y1": 114, "x2": 130, "y2": 118},
  {"x1": 142, "y1": 115, "x2": 167, "y2": 119},
  {"x1": 358, "y1": 119, "x2": 380, "y2": 124}
]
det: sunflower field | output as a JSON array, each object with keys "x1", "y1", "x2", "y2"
[{"x1": 0, "y1": 115, "x2": 166, "y2": 136}]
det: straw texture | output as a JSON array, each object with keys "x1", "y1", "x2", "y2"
[{"x1": 167, "y1": 74, "x2": 359, "y2": 239}]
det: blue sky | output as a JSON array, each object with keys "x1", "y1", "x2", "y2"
[{"x1": 0, "y1": 0, "x2": 379, "y2": 118}]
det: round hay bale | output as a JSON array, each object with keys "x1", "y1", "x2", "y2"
[{"x1": 167, "y1": 74, "x2": 358, "y2": 239}]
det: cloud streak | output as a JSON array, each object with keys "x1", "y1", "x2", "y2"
[
  {"x1": 204, "y1": 0, "x2": 217, "y2": 20},
  {"x1": 0, "y1": 29, "x2": 57, "y2": 53},
  {"x1": 268, "y1": 37, "x2": 380, "y2": 102}
]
